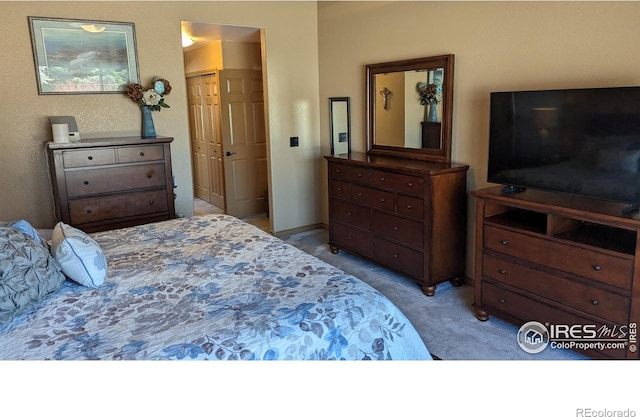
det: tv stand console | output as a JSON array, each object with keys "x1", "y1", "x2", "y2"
[{"x1": 472, "y1": 186, "x2": 640, "y2": 359}]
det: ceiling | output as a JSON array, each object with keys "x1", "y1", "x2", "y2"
[{"x1": 181, "y1": 21, "x2": 261, "y2": 51}]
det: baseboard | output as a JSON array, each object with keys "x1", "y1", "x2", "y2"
[{"x1": 273, "y1": 223, "x2": 326, "y2": 238}]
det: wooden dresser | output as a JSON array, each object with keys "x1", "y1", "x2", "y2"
[
  {"x1": 473, "y1": 186, "x2": 640, "y2": 359},
  {"x1": 325, "y1": 152, "x2": 469, "y2": 296},
  {"x1": 47, "y1": 136, "x2": 176, "y2": 232}
]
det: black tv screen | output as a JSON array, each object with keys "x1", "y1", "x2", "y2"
[{"x1": 488, "y1": 86, "x2": 640, "y2": 206}]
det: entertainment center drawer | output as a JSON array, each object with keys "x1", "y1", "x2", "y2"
[
  {"x1": 482, "y1": 254, "x2": 630, "y2": 324},
  {"x1": 332, "y1": 222, "x2": 371, "y2": 257},
  {"x1": 373, "y1": 210, "x2": 423, "y2": 248},
  {"x1": 330, "y1": 163, "x2": 371, "y2": 184},
  {"x1": 481, "y1": 281, "x2": 627, "y2": 359},
  {"x1": 352, "y1": 185, "x2": 395, "y2": 211},
  {"x1": 373, "y1": 237, "x2": 423, "y2": 279},
  {"x1": 330, "y1": 199, "x2": 370, "y2": 230},
  {"x1": 372, "y1": 170, "x2": 424, "y2": 194},
  {"x1": 69, "y1": 190, "x2": 169, "y2": 224},
  {"x1": 484, "y1": 225, "x2": 633, "y2": 290},
  {"x1": 66, "y1": 163, "x2": 167, "y2": 197}
]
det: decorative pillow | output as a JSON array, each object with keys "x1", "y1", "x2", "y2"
[
  {"x1": 0, "y1": 226, "x2": 66, "y2": 324},
  {"x1": 50, "y1": 222, "x2": 107, "y2": 288},
  {"x1": 9, "y1": 219, "x2": 47, "y2": 248}
]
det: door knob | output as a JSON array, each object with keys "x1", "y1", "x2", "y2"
[{"x1": 225, "y1": 151, "x2": 237, "y2": 156}]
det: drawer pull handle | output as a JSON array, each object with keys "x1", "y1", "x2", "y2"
[
  {"x1": 393, "y1": 226, "x2": 399, "y2": 231},
  {"x1": 379, "y1": 177, "x2": 385, "y2": 182},
  {"x1": 499, "y1": 269, "x2": 507, "y2": 275},
  {"x1": 357, "y1": 173, "x2": 362, "y2": 177},
  {"x1": 407, "y1": 182, "x2": 413, "y2": 187},
  {"x1": 406, "y1": 204, "x2": 412, "y2": 209},
  {"x1": 335, "y1": 169, "x2": 341, "y2": 173},
  {"x1": 83, "y1": 180, "x2": 89, "y2": 185},
  {"x1": 591, "y1": 299, "x2": 599, "y2": 306},
  {"x1": 593, "y1": 265, "x2": 601, "y2": 271},
  {"x1": 500, "y1": 240, "x2": 508, "y2": 245},
  {"x1": 347, "y1": 236, "x2": 353, "y2": 240},
  {"x1": 393, "y1": 253, "x2": 399, "y2": 258},
  {"x1": 357, "y1": 193, "x2": 363, "y2": 197},
  {"x1": 337, "y1": 187, "x2": 342, "y2": 191},
  {"x1": 499, "y1": 298, "x2": 506, "y2": 304},
  {"x1": 140, "y1": 152, "x2": 145, "y2": 157},
  {"x1": 87, "y1": 156, "x2": 93, "y2": 160},
  {"x1": 149, "y1": 199, "x2": 155, "y2": 205},
  {"x1": 86, "y1": 209, "x2": 92, "y2": 214},
  {"x1": 147, "y1": 171, "x2": 154, "y2": 179},
  {"x1": 347, "y1": 212, "x2": 352, "y2": 216},
  {"x1": 380, "y1": 198, "x2": 385, "y2": 202}
]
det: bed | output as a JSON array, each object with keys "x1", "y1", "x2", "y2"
[{"x1": 0, "y1": 214, "x2": 431, "y2": 360}]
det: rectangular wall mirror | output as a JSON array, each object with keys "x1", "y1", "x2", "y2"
[{"x1": 330, "y1": 97, "x2": 351, "y2": 155}]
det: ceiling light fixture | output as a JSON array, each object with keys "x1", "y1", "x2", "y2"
[{"x1": 182, "y1": 34, "x2": 195, "y2": 48}]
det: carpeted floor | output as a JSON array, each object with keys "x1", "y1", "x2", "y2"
[{"x1": 282, "y1": 228, "x2": 588, "y2": 360}]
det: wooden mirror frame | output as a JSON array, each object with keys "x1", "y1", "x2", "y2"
[{"x1": 366, "y1": 54, "x2": 455, "y2": 163}]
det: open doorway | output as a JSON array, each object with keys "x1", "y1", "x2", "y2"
[{"x1": 181, "y1": 21, "x2": 269, "y2": 226}]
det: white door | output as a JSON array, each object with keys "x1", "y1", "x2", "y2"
[
  {"x1": 187, "y1": 77, "x2": 210, "y2": 202},
  {"x1": 219, "y1": 69, "x2": 268, "y2": 218}
]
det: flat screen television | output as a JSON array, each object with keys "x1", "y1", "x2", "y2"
[{"x1": 487, "y1": 86, "x2": 640, "y2": 209}]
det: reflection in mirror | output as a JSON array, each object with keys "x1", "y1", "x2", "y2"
[
  {"x1": 367, "y1": 54, "x2": 455, "y2": 163},
  {"x1": 330, "y1": 97, "x2": 351, "y2": 155}
]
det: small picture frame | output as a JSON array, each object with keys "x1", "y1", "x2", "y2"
[{"x1": 28, "y1": 16, "x2": 140, "y2": 94}]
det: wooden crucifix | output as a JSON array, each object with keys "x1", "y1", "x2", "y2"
[{"x1": 379, "y1": 87, "x2": 393, "y2": 110}]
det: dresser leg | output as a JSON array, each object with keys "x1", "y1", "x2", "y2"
[
  {"x1": 329, "y1": 245, "x2": 339, "y2": 254},
  {"x1": 475, "y1": 308, "x2": 489, "y2": 321},
  {"x1": 421, "y1": 285, "x2": 436, "y2": 297}
]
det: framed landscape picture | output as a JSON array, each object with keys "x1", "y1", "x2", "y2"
[{"x1": 28, "y1": 17, "x2": 140, "y2": 94}]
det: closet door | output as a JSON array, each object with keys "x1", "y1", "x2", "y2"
[
  {"x1": 203, "y1": 74, "x2": 225, "y2": 209},
  {"x1": 187, "y1": 76, "x2": 210, "y2": 202}
]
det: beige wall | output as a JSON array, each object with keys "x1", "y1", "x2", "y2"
[
  {"x1": 0, "y1": 1, "x2": 320, "y2": 234},
  {"x1": 317, "y1": 1, "x2": 640, "y2": 279}
]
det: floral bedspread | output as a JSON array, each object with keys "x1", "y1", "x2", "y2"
[{"x1": 0, "y1": 215, "x2": 431, "y2": 360}]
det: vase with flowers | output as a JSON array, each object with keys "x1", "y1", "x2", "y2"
[
  {"x1": 126, "y1": 77, "x2": 172, "y2": 138},
  {"x1": 416, "y1": 81, "x2": 441, "y2": 123}
]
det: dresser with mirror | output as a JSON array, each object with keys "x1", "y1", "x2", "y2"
[{"x1": 325, "y1": 54, "x2": 469, "y2": 296}]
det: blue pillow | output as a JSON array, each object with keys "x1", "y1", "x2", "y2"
[
  {"x1": 9, "y1": 219, "x2": 47, "y2": 247},
  {"x1": 0, "y1": 226, "x2": 65, "y2": 323},
  {"x1": 50, "y1": 222, "x2": 107, "y2": 288}
]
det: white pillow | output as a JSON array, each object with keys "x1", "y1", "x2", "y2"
[{"x1": 50, "y1": 222, "x2": 107, "y2": 288}]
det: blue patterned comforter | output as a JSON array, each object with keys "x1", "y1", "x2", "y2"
[{"x1": 0, "y1": 215, "x2": 431, "y2": 360}]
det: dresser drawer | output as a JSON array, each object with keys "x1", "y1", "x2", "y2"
[
  {"x1": 69, "y1": 190, "x2": 169, "y2": 224},
  {"x1": 63, "y1": 149, "x2": 116, "y2": 168},
  {"x1": 330, "y1": 199, "x2": 370, "y2": 230},
  {"x1": 373, "y1": 211, "x2": 423, "y2": 248},
  {"x1": 352, "y1": 185, "x2": 394, "y2": 211},
  {"x1": 373, "y1": 237, "x2": 423, "y2": 279},
  {"x1": 117, "y1": 145, "x2": 164, "y2": 163},
  {"x1": 332, "y1": 222, "x2": 371, "y2": 257},
  {"x1": 481, "y1": 281, "x2": 627, "y2": 359},
  {"x1": 331, "y1": 180, "x2": 351, "y2": 200},
  {"x1": 484, "y1": 225, "x2": 633, "y2": 290},
  {"x1": 372, "y1": 170, "x2": 424, "y2": 194},
  {"x1": 66, "y1": 163, "x2": 167, "y2": 197},
  {"x1": 330, "y1": 163, "x2": 371, "y2": 184},
  {"x1": 397, "y1": 195, "x2": 424, "y2": 219},
  {"x1": 483, "y1": 254, "x2": 630, "y2": 324}
]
